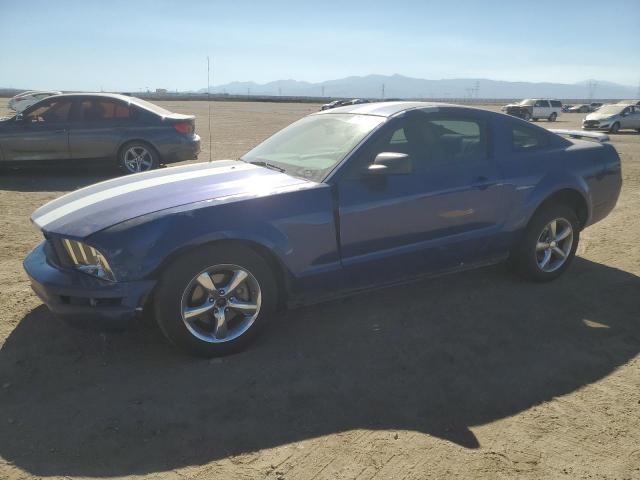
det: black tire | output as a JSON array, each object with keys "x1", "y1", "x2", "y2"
[
  {"x1": 548, "y1": 112, "x2": 557, "y2": 122},
  {"x1": 609, "y1": 122, "x2": 620, "y2": 134},
  {"x1": 511, "y1": 204, "x2": 580, "y2": 282},
  {"x1": 154, "y1": 244, "x2": 277, "y2": 357},
  {"x1": 523, "y1": 111, "x2": 531, "y2": 121},
  {"x1": 118, "y1": 141, "x2": 159, "y2": 174}
]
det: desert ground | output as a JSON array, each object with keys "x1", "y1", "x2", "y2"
[{"x1": 0, "y1": 99, "x2": 639, "y2": 480}]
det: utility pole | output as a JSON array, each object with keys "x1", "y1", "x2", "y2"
[
  {"x1": 321, "y1": 85, "x2": 325, "y2": 97},
  {"x1": 587, "y1": 80, "x2": 597, "y2": 101},
  {"x1": 381, "y1": 83, "x2": 385, "y2": 100}
]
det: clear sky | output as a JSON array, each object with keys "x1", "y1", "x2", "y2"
[{"x1": 0, "y1": 0, "x2": 638, "y2": 91}]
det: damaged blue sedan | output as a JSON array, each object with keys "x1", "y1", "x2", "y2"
[{"x1": 24, "y1": 102, "x2": 622, "y2": 356}]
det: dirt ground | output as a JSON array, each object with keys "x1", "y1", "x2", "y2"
[{"x1": 0, "y1": 99, "x2": 639, "y2": 480}]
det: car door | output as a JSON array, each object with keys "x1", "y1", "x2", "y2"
[
  {"x1": 620, "y1": 106, "x2": 637, "y2": 129},
  {"x1": 0, "y1": 98, "x2": 72, "y2": 161},
  {"x1": 336, "y1": 110, "x2": 505, "y2": 284},
  {"x1": 533, "y1": 100, "x2": 549, "y2": 118},
  {"x1": 631, "y1": 106, "x2": 640, "y2": 128},
  {"x1": 68, "y1": 97, "x2": 130, "y2": 161}
]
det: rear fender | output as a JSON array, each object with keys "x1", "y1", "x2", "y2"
[{"x1": 521, "y1": 173, "x2": 591, "y2": 231}]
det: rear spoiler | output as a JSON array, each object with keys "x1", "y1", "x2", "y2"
[{"x1": 550, "y1": 129, "x2": 609, "y2": 143}]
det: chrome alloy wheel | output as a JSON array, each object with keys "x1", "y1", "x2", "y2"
[
  {"x1": 180, "y1": 264, "x2": 262, "y2": 343},
  {"x1": 535, "y1": 218, "x2": 574, "y2": 273},
  {"x1": 123, "y1": 146, "x2": 153, "y2": 173}
]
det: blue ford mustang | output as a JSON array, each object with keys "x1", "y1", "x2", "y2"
[{"x1": 23, "y1": 102, "x2": 622, "y2": 356}]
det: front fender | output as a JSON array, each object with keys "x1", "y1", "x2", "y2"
[{"x1": 90, "y1": 185, "x2": 339, "y2": 284}]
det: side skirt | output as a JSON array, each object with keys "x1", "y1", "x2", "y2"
[{"x1": 286, "y1": 253, "x2": 509, "y2": 309}]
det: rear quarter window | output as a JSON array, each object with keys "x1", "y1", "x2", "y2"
[{"x1": 511, "y1": 123, "x2": 550, "y2": 151}]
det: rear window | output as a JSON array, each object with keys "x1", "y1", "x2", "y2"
[
  {"x1": 128, "y1": 97, "x2": 173, "y2": 116},
  {"x1": 511, "y1": 123, "x2": 550, "y2": 151},
  {"x1": 550, "y1": 100, "x2": 562, "y2": 107}
]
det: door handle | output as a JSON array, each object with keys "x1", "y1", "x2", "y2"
[{"x1": 473, "y1": 176, "x2": 496, "y2": 190}]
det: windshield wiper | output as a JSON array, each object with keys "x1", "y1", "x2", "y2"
[{"x1": 246, "y1": 160, "x2": 286, "y2": 173}]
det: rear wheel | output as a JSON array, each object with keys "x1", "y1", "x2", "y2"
[
  {"x1": 609, "y1": 122, "x2": 620, "y2": 134},
  {"x1": 118, "y1": 142, "x2": 159, "y2": 174},
  {"x1": 512, "y1": 204, "x2": 579, "y2": 282},
  {"x1": 548, "y1": 112, "x2": 557, "y2": 122},
  {"x1": 154, "y1": 244, "x2": 277, "y2": 356}
]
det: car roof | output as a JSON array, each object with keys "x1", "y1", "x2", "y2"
[
  {"x1": 314, "y1": 101, "x2": 462, "y2": 117},
  {"x1": 41, "y1": 92, "x2": 177, "y2": 116},
  {"x1": 47, "y1": 92, "x2": 134, "y2": 102}
]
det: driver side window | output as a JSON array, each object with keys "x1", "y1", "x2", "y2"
[
  {"x1": 25, "y1": 100, "x2": 72, "y2": 124},
  {"x1": 346, "y1": 112, "x2": 488, "y2": 177}
]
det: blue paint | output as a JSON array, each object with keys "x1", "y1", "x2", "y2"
[{"x1": 23, "y1": 103, "x2": 622, "y2": 323}]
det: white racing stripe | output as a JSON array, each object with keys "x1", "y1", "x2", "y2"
[{"x1": 33, "y1": 162, "x2": 254, "y2": 228}]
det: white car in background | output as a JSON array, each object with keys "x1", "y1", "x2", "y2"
[
  {"x1": 8, "y1": 90, "x2": 62, "y2": 112},
  {"x1": 582, "y1": 103, "x2": 640, "y2": 133}
]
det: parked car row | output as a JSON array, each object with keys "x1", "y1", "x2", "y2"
[
  {"x1": 321, "y1": 98, "x2": 370, "y2": 110},
  {"x1": 562, "y1": 103, "x2": 602, "y2": 113},
  {"x1": 0, "y1": 92, "x2": 201, "y2": 174},
  {"x1": 8, "y1": 90, "x2": 62, "y2": 112}
]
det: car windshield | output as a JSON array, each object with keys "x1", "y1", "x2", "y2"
[
  {"x1": 240, "y1": 113, "x2": 385, "y2": 182},
  {"x1": 518, "y1": 99, "x2": 535, "y2": 106},
  {"x1": 597, "y1": 105, "x2": 624, "y2": 115}
]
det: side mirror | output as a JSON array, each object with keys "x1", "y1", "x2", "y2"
[{"x1": 367, "y1": 152, "x2": 412, "y2": 175}]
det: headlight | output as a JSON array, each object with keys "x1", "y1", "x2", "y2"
[{"x1": 61, "y1": 239, "x2": 116, "y2": 281}]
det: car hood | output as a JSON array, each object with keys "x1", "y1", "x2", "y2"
[
  {"x1": 32, "y1": 160, "x2": 315, "y2": 238},
  {"x1": 585, "y1": 112, "x2": 618, "y2": 121}
]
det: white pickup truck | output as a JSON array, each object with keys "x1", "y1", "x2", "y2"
[{"x1": 502, "y1": 99, "x2": 563, "y2": 122}]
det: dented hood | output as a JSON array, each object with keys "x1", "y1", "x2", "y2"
[{"x1": 31, "y1": 160, "x2": 313, "y2": 238}]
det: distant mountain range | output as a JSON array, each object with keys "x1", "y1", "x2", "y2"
[{"x1": 201, "y1": 74, "x2": 638, "y2": 100}]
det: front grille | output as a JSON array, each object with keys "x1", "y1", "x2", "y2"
[{"x1": 584, "y1": 120, "x2": 599, "y2": 128}]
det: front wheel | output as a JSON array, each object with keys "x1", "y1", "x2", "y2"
[
  {"x1": 523, "y1": 111, "x2": 531, "y2": 121},
  {"x1": 511, "y1": 204, "x2": 579, "y2": 282},
  {"x1": 118, "y1": 142, "x2": 159, "y2": 174},
  {"x1": 548, "y1": 112, "x2": 557, "y2": 122},
  {"x1": 609, "y1": 122, "x2": 620, "y2": 134},
  {"x1": 154, "y1": 244, "x2": 277, "y2": 356}
]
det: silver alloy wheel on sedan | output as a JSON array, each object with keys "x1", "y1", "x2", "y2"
[
  {"x1": 180, "y1": 264, "x2": 262, "y2": 343},
  {"x1": 535, "y1": 218, "x2": 574, "y2": 273},
  {"x1": 123, "y1": 146, "x2": 154, "y2": 173}
]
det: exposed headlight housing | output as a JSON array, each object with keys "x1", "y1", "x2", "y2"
[{"x1": 61, "y1": 239, "x2": 116, "y2": 282}]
